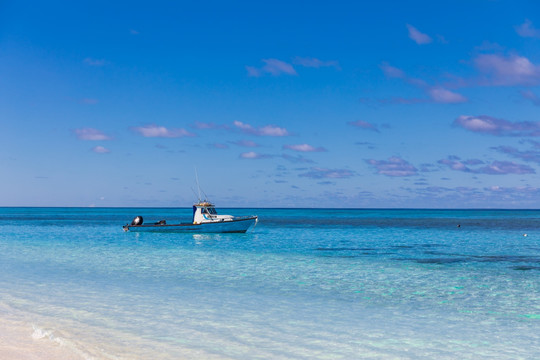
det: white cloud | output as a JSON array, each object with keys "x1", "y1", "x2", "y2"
[
  {"x1": 455, "y1": 116, "x2": 499, "y2": 132},
  {"x1": 299, "y1": 167, "x2": 354, "y2": 179},
  {"x1": 92, "y1": 146, "x2": 110, "y2": 154},
  {"x1": 245, "y1": 66, "x2": 262, "y2": 77},
  {"x1": 474, "y1": 54, "x2": 540, "y2": 86},
  {"x1": 74, "y1": 128, "x2": 111, "y2": 141},
  {"x1": 428, "y1": 87, "x2": 467, "y2": 103},
  {"x1": 380, "y1": 62, "x2": 405, "y2": 78},
  {"x1": 283, "y1": 144, "x2": 326, "y2": 152},
  {"x1": 239, "y1": 151, "x2": 272, "y2": 159},
  {"x1": 233, "y1": 121, "x2": 252, "y2": 131},
  {"x1": 248, "y1": 57, "x2": 341, "y2": 77},
  {"x1": 262, "y1": 59, "x2": 297, "y2": 76},
  {"x1": 240, "y1": 151, "x2": 258, "y2": 159},
  {"x1": 233, "y1": 121, "x2": 290, "y2": 136},
  {"x1": 132, "y1": 124, "x2": 195, "y2": 138},
  {"x1": 366, "y1": 157, "x2": 418, "y2": 177},
  {"x1": 259, "y1": 125, "x2": 289, "y2": 136},
  {"x1": 516, "y1": 19, "x2": 540, "y2": 39},
  {"x1": 293, "y1": 57, "x2": 340, "y2": 70},
  {"x1": 378, "y1": 63, "x2": 467, "y2": 104},
  {"x1": 246, "y1": 59, "x2": 297, "y2": 77},
  {"x1": 454, "y1": 115, "x2": 540, "y2": 136},
  {"x1": 406, "y1": 24, "x2": 432, "y2": 45},
  {"x1": 439, "y1": 157, "x2": 535, "y2": 175}
]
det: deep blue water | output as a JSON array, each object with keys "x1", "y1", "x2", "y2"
[{"x1": 0, "y1": 208, "x2": 539, "y2": 359}]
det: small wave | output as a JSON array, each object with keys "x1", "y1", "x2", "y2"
[
  {"x1": 315, "y1": 247, "x2": 376, "y2": 251},
  {"x1": 472, "y1": 255, "x2": 540, "y2": 264},
  {"x1": 512, "y1": 265, "x2": 540, "y2": 271},
  {"x1": 31, "y1": 324, "x2": 116, "y2": 360},
  {"x1": 415, "y1": 258, "x2": 466, "y2": 264},
  {"x1": 32, "y1": 325, "x2": 54, "y2": 340}
]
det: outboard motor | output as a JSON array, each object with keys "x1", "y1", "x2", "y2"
[{"x1": 131, "y1": 216, "x2": 143, "y2": 226}]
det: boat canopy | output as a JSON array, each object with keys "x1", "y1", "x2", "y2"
[{"x1": 192, "y1": 201, "x2": 219, "y2": 223}]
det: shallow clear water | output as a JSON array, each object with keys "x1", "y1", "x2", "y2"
[{"x1": 0, "y1": 208, "x2": 539, "y2": 359}]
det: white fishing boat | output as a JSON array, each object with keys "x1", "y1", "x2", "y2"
[{"x1": 123, "y1": 201, "x2": 258, "y2": 233}]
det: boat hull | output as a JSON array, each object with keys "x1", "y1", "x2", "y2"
[{"x1": 123, "y1": 216, "x2": 258, "y2": 233}]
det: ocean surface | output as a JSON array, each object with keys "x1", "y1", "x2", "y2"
[{"x1": 0, "y1": 207, "x2": 539, "y2": 359}]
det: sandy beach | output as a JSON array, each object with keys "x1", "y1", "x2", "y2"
[
  {"x1": 0, "y1": 316, "x2": 85, "y2": 360},
  {"x1": 0, "y1": 304, "x2": 229, "y2": 360}
]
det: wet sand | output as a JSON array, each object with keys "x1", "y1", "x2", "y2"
[{"x1": 0, "y1": 317, "x2": 85, "y2": 360}]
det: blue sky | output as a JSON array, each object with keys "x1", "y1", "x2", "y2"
[{"x1": 1, "y1": 0, "x2": 540, "y2": 208}]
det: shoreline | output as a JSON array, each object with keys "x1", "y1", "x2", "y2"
[
  {"x1": 0, "y1": 304, "x2": 229, "y2": 360},
  {"x1": 0, "y1": 315, "x2": 85, "y2": 360}
]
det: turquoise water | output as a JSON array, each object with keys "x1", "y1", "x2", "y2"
[{"x1": 1, "y1": 208, "x2": 539, "y2": 359}]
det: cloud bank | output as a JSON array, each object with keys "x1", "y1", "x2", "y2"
[
  {"x1": 492, "y1": 145, "x2": 540, "y2": 164},
  {"x1": 438, "y1": 157, "x2": 534, "y2": 175},
  {"x1": 454, "y1": 115, "x2": 540, "y2": 136},
  {"x1": 299, "y1": 167, "x2": 354, "y2": 179},
  {"x1": 366, "y1": 157, "x2": 418, "y2": 177}
]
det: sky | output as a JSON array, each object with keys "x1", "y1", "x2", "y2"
[{"x1": 1, "y1": 0, "x2": 540, "y2": 208}]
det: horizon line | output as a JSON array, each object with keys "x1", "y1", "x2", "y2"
[{"x1": 1, "y1": 206, "x2": 539, "y2": 211}]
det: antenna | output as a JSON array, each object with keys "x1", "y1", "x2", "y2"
[
  {"x1": 201, "y1": 187, "x2": 209, "y2": 201},
  {"x1": 190, "y1": 187, "x2": 199, "y2": 200},
  {"x1": 195, "y1": 167, "x2": 202, "y2": 202},
  {"x1": 194, "y1": 167, "x2": 210, "y2": 202}
]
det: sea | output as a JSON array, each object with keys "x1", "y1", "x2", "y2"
[{"x1": 0, "y1": 207, "x2": 539, "y2": 359}]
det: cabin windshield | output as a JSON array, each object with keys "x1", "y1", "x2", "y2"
[{"x1": 207, "y1": 207, "x2": 217, "y2": 215}]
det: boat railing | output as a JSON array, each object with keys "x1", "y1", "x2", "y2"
[{"x1": 232, "y1": 215, "x2": 258, "y2": 220}]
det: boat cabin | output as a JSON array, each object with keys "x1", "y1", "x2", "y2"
[{"x1": 192, "y1": 201, "x2": 233, "y2": 224}]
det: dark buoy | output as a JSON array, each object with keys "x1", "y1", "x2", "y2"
[
  {"x1": 457, "y1": 224, "x2": 461, "y2": 228},
  {"x1": 131, "y1": 216, "x2": 143, "y2": 226}
]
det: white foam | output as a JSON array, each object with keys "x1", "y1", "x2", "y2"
[
  {"x1": 30, "y1": 324, "x2": 109, "y2": 360},
  {"x1": 31, "y1": 324, "x2": 53, "y2": 340}
]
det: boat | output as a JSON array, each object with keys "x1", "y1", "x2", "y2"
[{"x1": 123, "y1": 201, "x2": 258, "y2": 233}]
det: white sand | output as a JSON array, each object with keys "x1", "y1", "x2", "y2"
[
  {"x1": 0, "y1": 317, "x2": 85, "y2": 360},
  {"x1": 0, "y1": 308, "x2": 223, "y2": 360}
]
